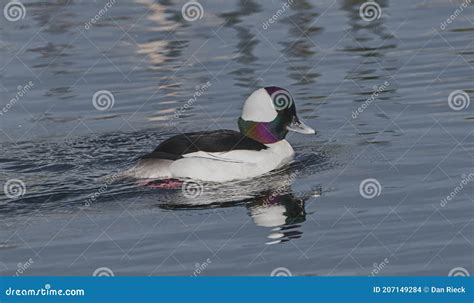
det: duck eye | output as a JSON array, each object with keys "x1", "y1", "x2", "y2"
[{"x1": 271, "y1": 90, "x2": 293, "y2": 110}]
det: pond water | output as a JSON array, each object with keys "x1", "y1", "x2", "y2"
[{"x1": 0, "y1": 0, "x2": 472, "y2": 276}]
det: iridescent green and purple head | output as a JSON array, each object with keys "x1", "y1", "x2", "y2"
[{"x1": 238, "y1": 86, "x2": 315, "y2": 144}]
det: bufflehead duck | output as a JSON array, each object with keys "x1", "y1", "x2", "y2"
[{"x1": 126, "y1": 86, "x2": 315, "y2": 182}]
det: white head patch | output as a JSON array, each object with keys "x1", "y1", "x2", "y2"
[{"x1": 240, "y1": 88, "x2": 277, "y2": 122}]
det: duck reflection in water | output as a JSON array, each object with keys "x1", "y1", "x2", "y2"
[
  {"x1": 248, "y1": 190, "x2": 315, "y2": 245},
  {"x1": 153, "y1": 168, "x2": 321, "y2": 245}
]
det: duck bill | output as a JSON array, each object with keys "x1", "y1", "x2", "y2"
[{"x1": 286, "y1": 117, "x2": 316, "y2": 135}]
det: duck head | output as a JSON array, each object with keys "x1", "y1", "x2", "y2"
[{"x1": 238, "y1": 86, "x2": 316, "y2": 144}]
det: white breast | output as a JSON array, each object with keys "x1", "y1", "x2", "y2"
[{"x1": 169, "y1": 140, "x2": 295, "y2": 182}]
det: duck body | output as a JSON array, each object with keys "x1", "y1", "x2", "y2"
[
  {"x1": 126, "y1": 87, "x2": 315, "y2": 182},
  {"x1": 127, "y1": 130, "x2": 295, "y2": 182}
]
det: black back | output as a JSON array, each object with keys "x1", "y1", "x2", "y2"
[{"x1": 141, "y1": 130, "x2": 267, "y2": 160}]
